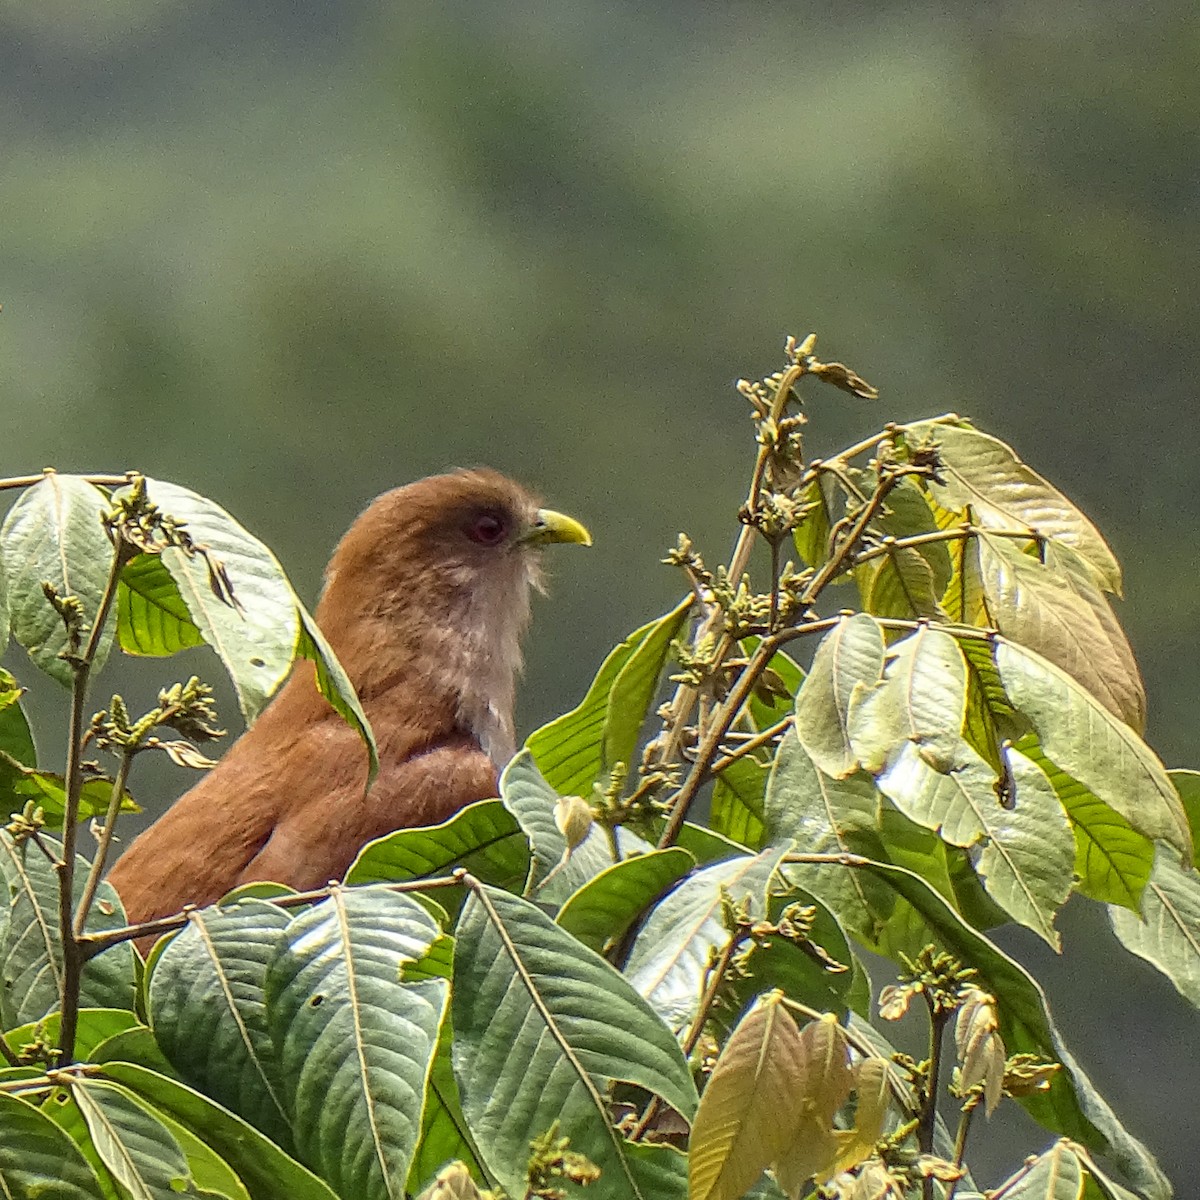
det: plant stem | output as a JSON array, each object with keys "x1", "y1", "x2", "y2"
[
  {"x1": 708, "y1": 716, "x2": 793, "y2": 775},
  {"x1": 918, "y1": 994, "x2": 951, "y2": 1200},
  {"x1": 944, "y1": 1100, "x2": 979, "y2": 1200},
  {"x1": 72, "y1": 750, "x2": 135, "y2": 939}
]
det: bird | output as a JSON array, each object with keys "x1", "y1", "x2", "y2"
[{"x1": 107, "y1": 468, "x2": 590, "y2": 928}]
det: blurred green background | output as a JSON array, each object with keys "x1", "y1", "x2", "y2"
[{"x1": 3, "y1": 0, "x2": 1197, "y2": 1186}]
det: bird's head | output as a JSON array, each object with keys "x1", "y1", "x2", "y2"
[{"x1": 316, "y1": 469, "x2": 590, "y2": 736}]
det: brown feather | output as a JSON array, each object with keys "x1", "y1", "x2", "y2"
[{"x1": 107, "y1": 469, "x2": 565, "y2": 927}]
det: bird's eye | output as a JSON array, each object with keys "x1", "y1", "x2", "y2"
[{"x1": 467, "y1": 511, "x2": 509, "y2": 546}]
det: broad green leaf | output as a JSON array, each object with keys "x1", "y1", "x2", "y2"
[
  {"x1": 452, "y1": 885, "x2": 697, "y2": 1200},
  {"x1": 407, "y1": 1012, "x2": 490, "y2": 1196},
  {"x1": 0, "y1": 669, "x2": 36, "y2": 784},
  {"x1": 1109, "y1": 844, "x2": 1200, "y2": 1011},
  {"x1": 139, "y1": 478, "x2": 298, "y2": 724},
  {"x1": 791, "y1": 474, "x2": 836, "y2": 571},
  {"x1": 265, "y1": 887, "x2": 446, "y2": 1200},
  {"x1": 152, "y1": 1107, "x2": 251, "y2": 1200},
  {"x1": 941, "y1": 525, "x2": 990, "y2": 628},
  {"x1": 148, "y1": 899, "x2": 292, "y2": 1149},
  {"x1": 795, "y1": 614, "x2": 885, "y2": 779},
  {"x1": 688, "y1": 993, "x2": 811, "y2": 1200},
  {"x1": 1, "y1": 474, "x2": 117, "y2": 685},
  {"x1": 68, "y1": 1076, "x2": 202, "y2": 1200},
  {"x1": 3, "y1": 1007, "x2": 139, "y2": 1062},
  {"x1": 902, "y1": 419, "x2": 1122, "y2": 594},
  {"x1": 556, "y1": 848, "x2": 695, "y2": 952},
  {"x1": 741, "y1": 639, "x2": 806, "y2": 730},
  {"x1": 863, "y1": 544, "x2": 946, "y2": 620},
  {"x1": 671, "y1": 821, "x2": 756, "y2": 863},
  {"x1": 0, "y1": 1089, "x2": 105, "y2": 1200},
  {"x1": 97, "y1": 1062, "x2": 340, "y2": 1200},
  {"x1": 978, "y1": 534, "x2": 1143, "y2": 730},
  {"x1": 0, "y1": 539, "x2": 7, "y2": 655},
  {"x1": 116, "y1": 552, "x2": 204, "y2": 655},
  {"x1": 872, "y1": 475, "x2": 953, "y2": 594},
  {"x1": 847, "y1": 625, "x2": 969, "y2": 773},
  {"x1": 763, "y1": 731, "x2": 896, "y2": 953},
  {"x1": 993, "y1": 1140, "x2": 1085, "y2": 1199},
  {"x1": 90, "y1": 1027, "x2": 180, "y2": 1078},
  {"x1": 859, "y1": 859, "x2": 1169, "y2": 1196},
  {"x1": 295, "y1": 604, "x2": 377, "y2": 785},
  {"x1": 526, "y1": 600, "x2": 691, "y2": 796},
  {"x1": 499, "y1": 750, "x2": 614, "y2": 905},
  {"x1": 1014, "y1": 735, "x2": 1152, "y2": 911},
  {"x1": 0, "y1": 832, "x2": 137, "y2": 1027},
  {"x1": 997, "y1": 638, "x2": 1190, "y2": 857},
  {"x1": 346, "y1": 799, "x2": 529, "y2": 900},
  {"x1": 1169, "y1": 769, "x2": 1200, "y2": 868},
  {"x1": 710, "y1": 755, "x2": 768, "y2": 848},
  {"x1": 11, "y1": 768, "x2": 140, "y2": 831},
  {"x1": 625, "y1": 846, "x2": 787, "y2": 1031}
]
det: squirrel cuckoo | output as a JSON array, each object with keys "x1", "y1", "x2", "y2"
[{"x1": 107, "y1": 469, "x2": 590, "y2": 926}]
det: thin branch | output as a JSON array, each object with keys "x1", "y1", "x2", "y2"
[
  {"x1": 79, "y1": 872, "x2": 466, "y2": 957},
  {"x1": 72, "y1": 750, "x2": 135, "y2": 939},
  {"x1": 708, "y1": 716, "x2": 793, "y2": 775},
  {"x1": 918, "y1": 995, "x2": 952, "y2": 1200},
  {"x1": 0, "y1": 472, "x2": 137, "y2": 492}
]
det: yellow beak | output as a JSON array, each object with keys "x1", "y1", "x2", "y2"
[{"x1": 522, "y1": 508, "x2": 593, "y2": 547}]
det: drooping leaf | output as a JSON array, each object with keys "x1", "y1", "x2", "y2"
[
  {"x1": 1, "y1": 474, "x2": 117, "y2": 685},
  {"x1": 977, "y1": 534, "x2": 1143, "y2": 730},
  {"x1": 901, "y1": 419, "x2": 1122, "y2": 594},
  {"x1": 791, "y1": 473, "x2": 837, "y2": 572},
  {"x1": 625, "y1": 846, "x2": 787, "y2": 1032},
  {"x1": 1014, "y1": 734, "x2": 1153, "y2": 911},
  {"x1": 499, "y1": 750, "x2": 614, "y2": 905},
  {"x1": 346, "y1": 799, "x2": 530, "y2": 901},
  {"x1": 11, "y1": 769, "x2": 140, "y2": 831},
  {"x1": 265, "y1": 887, "x2": 446, "y2": 1200},
  {"x1": 996, "y1": 638, "x2": 1190, "y2": 857},
  {"x1": 148, "y1": 899, "x2": 293, "y2": 1149},
  {"x1": 0, "y1": 832, "x2": 137, "y2": 1027},
  {"x1": 452, "y1": 884, "x2": 696, "y2": 1200},
  {"x1": 295, "y1": 604, "x2": 377, "y2": 785},
  {"x1": 0, "y1": 669, "x2": 36, "y2": 784},
  {"x1": 710, "y1": 755, "x2": 769, "y2": 848},
  {"x1": 137, "y1": 478, "x2": 299, "y2": 724},
  {"x1": 688, "y1": 993, "x2": 813, "y2": 1200},
  {"x1": 990, "y1": 1139, "x2": 1085, "y2": 1199},
  {"x1": 0, "y1": 1089, "x2": 105, "y2": 1200},
  {"x1": 556, "y1": 848, "x2": 695, "y2": 953},
  {"x1": 97, "y1": 1062, "x2": 341, "y2": 1200},
  {"x1": 1109, "y1": 844, "x2": 1200, "y2": 1012},
  {"x1": 116, "y1": 552, "x2": 205, "y2": 656},
  {"x1": 795, "y1": 614, "x2": 885, "y2": 779},
  {"x1": 526, "y1": 600, "x2": 691, "y2": 797}
]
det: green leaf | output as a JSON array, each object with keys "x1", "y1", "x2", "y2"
[
  {"x1": 996, "y1": 638, "x2": 1191, "y2": 857},
  {"x1": 3, "y1": 1007, "x2": 139, "y2": 1062},
  {"x1": 0, "y1": 832, "x2": 137, "y2": 1026},
  {"x1": 1015, "y1": 735, "x2": 1153, "y2": 910},
  {"x1": 873, "y1": 475, "x2": 954, "y2": 594},
  {"x1": 858, "y1": 859, "x2": 1169, "y2": 1196},
  {"x1": 0, "y1": 669, "x2": 36, "y2": 784},
  {"x1": 11, "y1": 769, "x2": 140, "y2": 832},
  {"x1": 500, "y1": 750, "x2": 614, "y2": 904},
  {"x1": 1, "y1": 474, "x2": 117, "y2": 686},
  {"x1": 452, "y1": 884, "x2": 697, "y2": 1199},
  {"x1": 556, "y1": 848, "x2": 695, "y2": 952},
  {"x1": 116, "y1": 552, "x2": 205, "y2": 656},
  {"x1": 0, "y1": 1089, "x2": 106, "y2": 1200},
  {"x1": 625, "y1": 846, "x2": 787, "y2": 1031},
  {"x1": 710, "y1": 755, "x2": 768, "y2": 848},
  {"x1": 1109, "y1": 843, "x2": 1200, "y2": 1011},
  {"x1": 741, "y1": 639, "x2": 805, "y2": 730},
  {"x1": 978, "y1": 534, "x2": 1143, "y2": 731},
  {"x1": 68, "y1": 1076, "x2": 204, "y2": 1199},
  {"x1": 97, "y1": 1062, "x2": 341, "y2": 1200},
  {"x1": 265, "y1": 887, "x2": 447, "y2": 1200},
  {"x1": 295, "y1": 604, "x2": 377, "y2": 786},
  {"x1": 795, "y1": 614, "x2": 885, "y2": 779},
  {"x1": 1170, "y1": 769, "x2": 1200, "y2": 868},
  {"x1": 763, "y1": 731, "x2": 897, "y2": 953},
  {"x1": 902, "y1": 419, "x2": 1122, "y2": 594},
  {"x1": 137, "y1": 478, "x2": 299, "y2": 724},
  {"x1": 863, "y1": 544, "x2": 946, "y2": 620},
  {"x1": 153, "y1": 1108, "x2": 251, "y2": 1200},
  {"x1": 148, "y1": 899, "x2": 293, "y2": 1149},
  {"x1": 791, "y1": 474, "x2": 836, "y2": 571},
  {"x1": 346, "y1": 799, "x2": 530, "y2": 900},
  {"x1": 527, "y1": 600, "x2": 691, "y2": 796},
  {"x1": 993, "y1": 1140, "x2": 1085, "y2": 1198}
]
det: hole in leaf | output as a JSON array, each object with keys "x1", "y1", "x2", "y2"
[
  {"x1": 309, "y1": 994, "x2": 324, "y2": 1007},
  {"x1": 249, "y1": 656, "x2": 266, "y2": 668}
]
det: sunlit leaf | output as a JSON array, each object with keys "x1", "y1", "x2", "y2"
[
  {"x1": 1, "y1": 474, "x2": 117, "y2": 686},
  {"x1": 11, "y1": 769, "x2": 139, "y2": 831},
  {"x1": 0, "y1": 669, "x2": 36, "y2": 785},
  {"x1": 710, "y1": 755, "x2": 769, "y2": 848},
  {"x1": 116, "y1": 552, "x2": 204, "y2": 656},
  {"x1": 795, "y1": 614, "x2": 884, "y2": 779},
  {"x1": 990, "y1": 1139, "x2": 1085, "y2": 1199},
  {"x1": 902, "y1": 419, "x2": 1121, "y2": 594}
]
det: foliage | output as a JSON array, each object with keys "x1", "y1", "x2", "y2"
[{"x1": 0, "y1": 336, "x2": 1195, "y2": 1199}]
